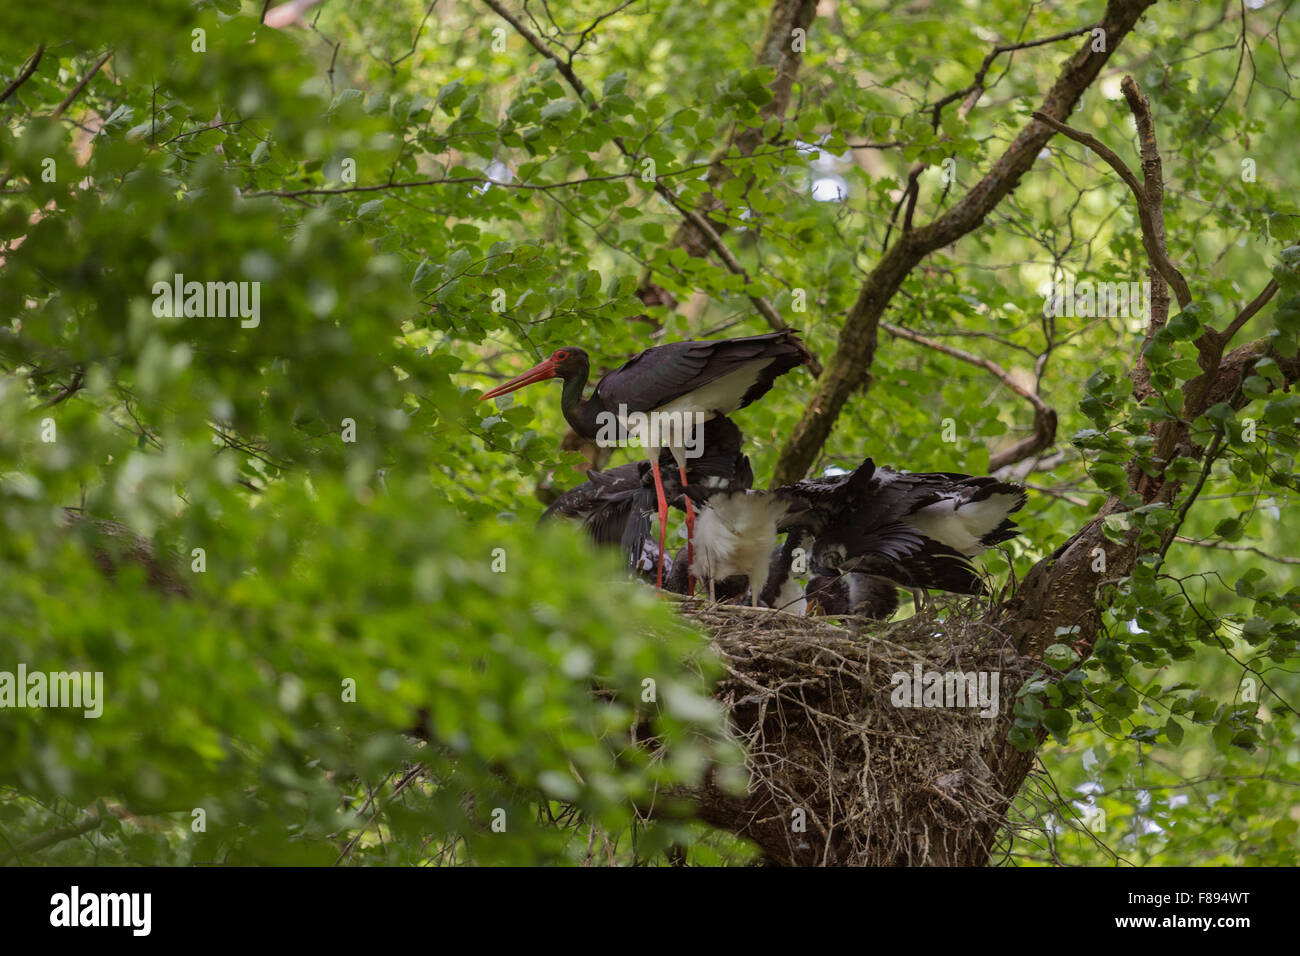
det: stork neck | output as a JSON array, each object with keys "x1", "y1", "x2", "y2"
[{"x1": 559, "y1": 366, "x2": 599, "y2": 437}]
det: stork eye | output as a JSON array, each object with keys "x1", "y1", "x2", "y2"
[{"x1": 554, "y1": 350, "x2": 568, "y2": 361}]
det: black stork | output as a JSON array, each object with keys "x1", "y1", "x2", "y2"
[
  {"x1": 804, "y1": 572, "x2": 901, "y2": 619},
  {"x1": 764, "y1": 458, "x2": 1028, "y2": 607},
  {"x1": 683, "y1": 487, "x2": 808, "y2": 607},
  {"x1": 540, "y1": 461, "x2": 646, "y2": 547},
  {"x1": 540, "y1": 414, "x2": 753, "y2": 571},
  {"x1": 481, "y1": 331, "x2": 809, "y2": 588}
]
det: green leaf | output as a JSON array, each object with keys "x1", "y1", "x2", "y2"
[
  {"x1": 1164, "y1": 718, "x2": 1184, "y2": 745},
  {"x1": 1044, "y1": 644, "x2": 1080, "y2": 671}
]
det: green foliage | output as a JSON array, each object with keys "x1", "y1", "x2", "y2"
[
  {"x1": 0, "y1": 0, "x2": 742, "y2": 866},
  {"x1": 0, "y1": 0, "x2": 1297, "y2": 865}
]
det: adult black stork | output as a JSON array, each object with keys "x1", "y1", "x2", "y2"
[
  {"x1": 764, "y1": 458, "x2": 1027, "y2": 608},
  {"x1": 481, "y1": 331, "x2": 808, "y2": 588}
]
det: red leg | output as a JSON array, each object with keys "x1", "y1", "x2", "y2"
[
  {"x1": 649, "y1": 457, "x2": 670, "y2": 590},
  {"x1": 678, "y1": 464, "x2": 695, "y2": 597}
]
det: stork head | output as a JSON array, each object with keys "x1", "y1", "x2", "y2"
[{"x1": 479, "y1": 347, "x2": 589, "y2": 401}]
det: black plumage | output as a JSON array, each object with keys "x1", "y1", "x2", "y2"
[
  {"x1": 484, "y1": 331, "x2": 808, "y2": 588},
  {"x1": 772, "y1": 458, "x2": 1027, "y2": 597},
  {"x1": 589, "y1": 331, "x2": 811, "y2": 425},
  {"x1": 541, "y1": 415, "x2": 754, "y2": 565},
  {"x1": 804, "y1": 572, "x2": 901, "y2": 619},
  {"x1": 541, "y1": 461, "x2": 643, "y2": 546}
]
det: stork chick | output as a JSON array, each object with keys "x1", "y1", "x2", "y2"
[
  {"x1": 779, "y1": 458, "x2": 1027, "y2": 597},
  {"x1": 690, "y1": 490, "x2": 791, "y2": 607},
  {"x1": 804, "y1": 572, "x2": 900, "y2": 619}
]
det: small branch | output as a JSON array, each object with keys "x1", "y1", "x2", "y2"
[
  {"x1": 671, "y1": 200, "x2": 823, "y2": 376},
  {"x1": 0, "y1": 812, "x2": 106, "y2": 864},
  {"x1": 0, "y1": 44, "x2": 44, "y2": 107},
  {"x1": 249, "y1": 172, "x2": 644, "y2": 198},
  {"x1": 40, "y1": 368, "x2": 85, "y2": 407},
  {"x1": 882, "y1": 323, "x2": 1041, "y2": 408},
  {"x1": 1221, "y1": 278, "x2": 1279, "y2": 343},
  {"x1": 1174, "y1": 537, "x2": 1300, "y2": 565},
  {"x1": 571, "y1": 0, "x2": 639, "y2": 60},
  {"x1": 1155, "y1": 430, "x2": 1225, "y2": 570},
  {"x1": 480, "y1": 0, "x2": 592, "y2": 102},
  {"x1": 482, "y1": 0, "x2": 820, "y2": 367},
  {"x1": 158, "y1": 119, "x2": 244, "y2": 148},
  {"x1": 900, "y1": 165, "x2": 923, "y2": 235},
  {"x1": 929, "y1": 25, "x2": 1097, "y2": 123},
  {"x1": 881, "y1": 321, "x2": 1056, "y2": 469},
  {"x1": 1031, "y1": 108, "x2": 1192, "y2": 308},
  {"x1": 52, "y1": 51, "x2": 112, "y2": 121},
  {"x1": 334, "y1": 765, "x2": 423, "y2": 864}
]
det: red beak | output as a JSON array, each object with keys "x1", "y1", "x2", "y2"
[{"x1": 479, "y1": 357, "x2": 559, "y2": 401}]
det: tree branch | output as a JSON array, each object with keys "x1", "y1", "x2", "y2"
[
  {"x1": 774, "y1": 0, "x2": 1159, "y2": 485},
  {"x1": 1174, "y1": 537, "x2": 1300, "y2": 565},
  {"x1": 1030, "y1": 108, "x2": 1192, "y2": 309},
  {"x1": 673, "y1": 200, "x2": 823, "y2": 375},
  {"x1": 40, "y1": 368, "x2": 85, "y2": 407},
  {"x1": 631, "y1": 0, "x2": 819, "y2": 319},
  {"x1": 929, "y1": 25, "x2": 1097, "y2": 123},
  {"x1": 52, "y1": 51, "x2": 112, "y2": 121},
  {"x1": 481, "y1": 0, "x2": 818, "y2": 371},
  {"x1": 880, "y1": 321, "x2": 1056, "y2": 469},
  {"x1": 1222, "y1": 277, "x2": 1279, "y2": 343},
  {"x1": 0, "y1": 812, "x2": 105, "y2": 864},
  {"x1": 0, "y1": 44, "x2": 44, "y2": 107},
  {"x1": 976, "y1": 74, "x2": 1300, "y2": 867},
  {"x1": 480, "y1": 0, "x2": 592, "y2": 101}
]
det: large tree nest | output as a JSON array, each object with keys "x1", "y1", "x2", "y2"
[{"x1": 679, "y1": 599, "x2": 1039, "y2": 865}]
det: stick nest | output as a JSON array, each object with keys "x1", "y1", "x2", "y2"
[{"x1": 681, "y1": 598, "x2": 1035, "y2": 866}]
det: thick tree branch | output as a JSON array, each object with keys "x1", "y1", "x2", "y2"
[
  {"x1": 970, "y1": 77, "x2": 1299, "y2": 867},
  {"x1": 1119, "y1": 73, "x2": 1176, "y2": 394},
  {"x1": 774, "y1": 0, "x2": 1159, "y2": 485},
  {"x1": 1222, "y1": 278, "x2": 1279, "y2": 343}
]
